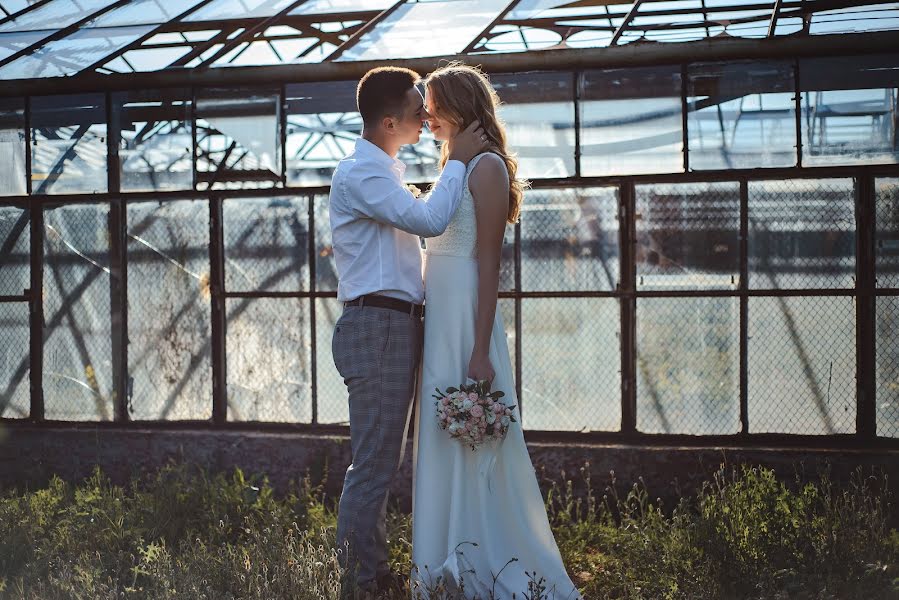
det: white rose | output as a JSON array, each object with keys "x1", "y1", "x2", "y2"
[
  {"x1": 486, "y1": 413, "x2": 496, "y2": 425},
  {"x1": 501, "y1": 415, "x2": 511, "y2": 427},
  {"x1": 462, "y1": 399, "x2": 473, "y2": 411}
]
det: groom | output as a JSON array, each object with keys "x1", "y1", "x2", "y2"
[{"x1": 329, "y1": 66, "x2": 487, "y2": 596}]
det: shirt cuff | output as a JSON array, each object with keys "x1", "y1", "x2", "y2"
[{"x1": 442, "y1": 160, "x2": 466, "y2": 179}]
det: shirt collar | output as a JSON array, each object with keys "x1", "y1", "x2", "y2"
[{"x1": 355, "y1": 137, "x2": 406, "y2": 177}]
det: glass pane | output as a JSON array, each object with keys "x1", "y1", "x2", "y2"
[
  {"x1": 115, "y1": 88, "x2": 193, "y2": 192},
  {"x1": 521, "y1": 298, "x2": 620, "y2": 431},
  {"x1": 313, "y1": 194, "x2": 338, "y2": 292},
  {"x1": 315, "y1": 297, "x2": 346, "y2": 424},
  {"x1": 290, "y1": 0, "x2": 392, "y2": 15},
  {"x1": 0, "y1": 25, "x2": 154, "y2": 80},
  {"x1": 688, "y1": 61, "x2": 797, "y2": 170},
  {"x1": 335, "y1": 0, "x2": 512, "y2": 61},
  {"x1": 0, "y1": 301, "x2": 29, "y2": 418},
  {"x1": 31, "y1": 94, "x2": 107, "y2": 195},
  {"x1": 749, "y1": 179, "x2": 856, "y2": 290},
  {"x1": 580, "y1": 66, "x2": 684, "y2": 176},
  {"x1": 493, "y1": 72, "x2": 575, "y2": 179},
  {"x1": 637, "y1": 297, "x2": 740, "y2": 434},
  {"x1": 186, "y1": 0, "x2": 299, "y2": 21},
  {"x1": 0, "y1": 204, "x2": 29, "y2": 295},
  {"x1": 0, "y1": 0, "x2": 109, "y2": 32},
  {"x1": 223, "y1": 196, "x2": 309, "y2": 293},
  {"x1": 286, "y1": 81, "x2": 438, "y2": 186},
  {"x1": 521, "y1": 187, "x2": 619, "y2": 291},
  {"x1": 748, "y1": 296, "x2": 856, "y2": 434},
  {"x1": 877, "y1": 296, "x2": 899, "y2": 437},
  {"x1": 196, "y1": 88, "x2": 282, "y2": 190},
  {"x1": 0, "y1": 97, "x2": 25, "y2": 195},
  {"x1": 127, "y1": 200, "x2": 211, "y2": 420},
  {"x1": 876, "y1": 178, "x2": 899, "y2": 289},
  {"x1": 227, "y1": 297, "x2": 312, "y2": 423},
  {"x1": 635, "y1": 182, "x2": 740, "y2": 291},
  {"x1": 86, "y1": 0, "x2": 206, "y2": 27},
  {"x1": 810, "y1": 3, "x2": 899, "y2": 35},
  {"x1": 42, "y1": 203, "x2": 113, "y2": 421},
  {"x1": 800, "y1": 54, "x2": 899, "y2": 166},
  {"x1": 0, "y1": 29, "x2": 50, "y2": 63}
]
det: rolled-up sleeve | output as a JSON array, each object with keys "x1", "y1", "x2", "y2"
[{"x1": 350, "y1": 161, "x2": 466, "y2": 237}]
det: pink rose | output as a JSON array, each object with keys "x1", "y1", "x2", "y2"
[
  {"x1": 493, "y1": 404, "x2": 504, "y2": 414},
  {"x1": 468, "y1": 392, "x2": 479, "y2": 403},
  {"x1": 441, "y1": 397, "x2": 449, "y2": 406},
  {"x1": 470, "y1": 405, "x2": 484, "y2": 418}
]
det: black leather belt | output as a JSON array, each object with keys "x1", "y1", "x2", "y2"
[{"x1": 344, "y1": 294, "x2": 425, "y2": 319}]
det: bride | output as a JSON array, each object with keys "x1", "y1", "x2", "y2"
[{"x1": 411, "y1": 64, "x2": 581, "y2": 600}]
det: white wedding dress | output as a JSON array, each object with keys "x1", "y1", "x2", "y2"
[{"x1": 411, "y1": 153, "x2": 581, "y2": 599}]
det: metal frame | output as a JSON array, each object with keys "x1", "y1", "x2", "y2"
[{"x1": 1, "y1": 49, "x2": 898, "y2": 449}]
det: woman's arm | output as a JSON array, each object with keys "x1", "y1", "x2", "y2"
[{"x1": 467, "y1": 154, "x2": 511, "y2": 385}]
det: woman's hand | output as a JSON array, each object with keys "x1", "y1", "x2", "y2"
[{"x1": 467, "y1": 352, "x2": 495, "y2": 386}]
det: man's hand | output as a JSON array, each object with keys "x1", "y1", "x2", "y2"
[
  {"x1": 447, "y1": 120, "x2": 488, "y2": 165},
  {"x1": 467, "y1": 351, "x2": 495, "y2": 386}
]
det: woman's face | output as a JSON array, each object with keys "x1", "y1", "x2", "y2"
[{"x1": 424, "y1": 89, "x2": 459, "y2": 141}]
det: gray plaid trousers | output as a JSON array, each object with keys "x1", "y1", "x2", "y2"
[{"x1": 332, "y1": 305, "x2": 423, "y2": 588}]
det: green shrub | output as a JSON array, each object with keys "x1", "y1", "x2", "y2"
[{"x1": 0, "y1": 461, "x2": 896, "y2": 599}]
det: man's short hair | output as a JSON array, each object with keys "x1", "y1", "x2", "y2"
[{"x1": 356, "y1": 66, "x2": 420, "y2": 128}]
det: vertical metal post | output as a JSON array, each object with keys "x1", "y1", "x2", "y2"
[
  {"x1": 210, "y1": 196, "x2": 227, "y2": 424},
  {"x1": 308, "y1": 194, "x2": 318, "y2": 425},
  {"x1": 280, "y1": 83, "x2": 288, "y2": 188},
  {"x1": 573, "y1": 70, "x2": 581, "y2": 179},
  {"x1": 29, "y1": 209, "x2": 44, "y2": 421},
  {"x1": 514, "y1": 219, "x2": 523, "y2": 417},
  {"x1": 107, "y1": 92, "x2": 129, "y2": 422},
  {"x1": 739, "y1": 179, "x2": 749, "y2": 434},
  {"x1": 619, "y1": 180, "x2": 637, "y2": 433},
  {"x1": 681, "y1": 63, "x2": 690, "y2": 173},
  {"x1": 794, "y1": 58, "x2": 803, "y2": 168},
  {"x1": 856, "y1": 175, "x2": 876, "y2": 439}
]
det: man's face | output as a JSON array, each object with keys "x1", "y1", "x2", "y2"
[{"x1": 391, "y1": 86, "x2": 426, "y2": 146}]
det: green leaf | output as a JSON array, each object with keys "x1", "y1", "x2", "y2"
[{"x1": 446, "y1": 387, "x2": 458, "y2": 394}]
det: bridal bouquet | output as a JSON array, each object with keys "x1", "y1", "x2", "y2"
[{"x1": 433, "y1": 380, "x2": 516, "y2": 451}]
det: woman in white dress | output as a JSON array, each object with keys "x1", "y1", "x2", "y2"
[{"x1": 410, "y1": 64, "x2": 581, "y2": 600}]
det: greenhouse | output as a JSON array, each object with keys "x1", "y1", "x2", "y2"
[{"x1": 0, "y1": 0, "x2": 898, "y2": 447}]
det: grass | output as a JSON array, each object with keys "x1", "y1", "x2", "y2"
[{"x1": 0, "y1": 461, "x2": 896, "y2": 599}]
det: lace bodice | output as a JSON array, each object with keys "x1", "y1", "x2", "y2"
[{"x1": 426, "y1": 153, "x2": 495, "y2": 258}]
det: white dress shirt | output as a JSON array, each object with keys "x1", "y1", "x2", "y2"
[{"x1": 329, "y1": 138, "x2": 466, "y2": 304}]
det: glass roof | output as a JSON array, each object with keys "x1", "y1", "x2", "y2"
[{"x1": 0, "y1": 0, "x2": 895, "y2": 81}]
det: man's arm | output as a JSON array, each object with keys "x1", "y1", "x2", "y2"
[
  {"x1": 351, "y1": 121, "x2": 489, "y2": 237},
  {"x1": 352, "y1": 163, "x2": 466, "y2": 237}
]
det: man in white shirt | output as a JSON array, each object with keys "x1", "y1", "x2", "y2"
[{"x1": 329, "y1": 66, "x2": 486, "y2": 597}]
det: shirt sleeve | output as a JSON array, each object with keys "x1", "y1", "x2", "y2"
[{"x1": 349, "y1": 160, "x2": 466, "y2": 238}]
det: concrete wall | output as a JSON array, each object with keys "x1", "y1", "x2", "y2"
[{"x1": 1, "y1": 424, "x2": 897, "y2": 517}]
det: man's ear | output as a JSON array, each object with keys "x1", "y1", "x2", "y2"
[{"x1": 382, "y1": 115, "x2": 397, "y2": 136}]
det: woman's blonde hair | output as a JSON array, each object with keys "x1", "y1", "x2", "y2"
[{"x1": 424, "y1": 62, "x2": 526, "y2": 224}]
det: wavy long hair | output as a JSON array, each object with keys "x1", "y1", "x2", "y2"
[{"x1": 424, "y1": 63, "x2": 526, "y2": 224}]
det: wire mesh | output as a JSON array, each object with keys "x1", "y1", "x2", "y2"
[
  {"x1": 876, "y1": 178, "x2": 899, "y2": 289},
  {"x1": 635, "y1": 182, "x2": 741, "y2": 290},
  {"x1": 637, "y1": 296, "x2": 741, "y2": 434},
  {"x1": 0, "y1": 204, "x2": 29, "y2": 296},
  {"x1": 127, "y1": 199, "x2": 211, "y2": 420},
  {"x1": 226, "y1": 297, "x2": 312, "y2": 423},
  {"x1": 520, "y1": 297, "x2": 621, "y2": 431},
  {"x1": 520, "y1": 187, "x2": 619, "y2": 291},
  {"x1": 223, "y1": 196, "x2": 309, "y2": 293},
  {"x1": 749, "y1": 178, "x2": 856, "y2": 290},
  {"x1": 315, "y1": 297, "x2": 347, "y2": 424},
  {"x1": 0, "y1": 301, "x2": 29, "y2": 418},
  {"x1": 748, "y1": 295, "x2": 856, "y2": 434},
  {"x1": 876, "y1": 296, "x2": 899, "y2": 437},
  {"x1": 42, "y1": 203, "x2": 113, "y2": 420},
  {"x1": 313, "y1": 194, "x2": 339, "y2": 292}
]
